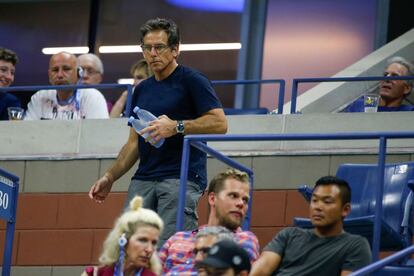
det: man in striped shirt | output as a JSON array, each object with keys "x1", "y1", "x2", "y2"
[{"x1": 158, "y1": 168, "x2": 260, "y2": 275}]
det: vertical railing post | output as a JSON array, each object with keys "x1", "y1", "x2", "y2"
[
  {"x1": 372, "y1": 137, "x2": 387, "y2": 261},
  {"x1": 125, "y1": 84, "x2": 133, "y2": 116},
  {"x1": 242, "y1": 173, "x2": 254, "y2": 230},
  {"x1": 176, "y1": 138, "x2": 191, "y2": 231},
  {"x1": 277, "y1": 80, "x2": 285, "y2": 114},
  {"x1": 290, "y1": 79, "x2": 298, "y2": 114}
]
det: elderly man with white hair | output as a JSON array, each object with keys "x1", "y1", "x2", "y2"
[{"x1": 345, "y1": 56, "x2": 414, "y2": 112}]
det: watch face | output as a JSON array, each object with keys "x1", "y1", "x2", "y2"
[{"x1": 177, "y1": 120, "x2": 185, "y2": 133}]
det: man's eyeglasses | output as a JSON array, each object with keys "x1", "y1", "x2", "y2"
[
  {"x1": 141, "y1": 44, "x2": 170, "y2": 54},
  {"x1": 81, "y1": 67, "x2": 101, "y2": 75}
]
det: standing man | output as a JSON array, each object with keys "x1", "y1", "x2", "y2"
[
  {"x1": 250, "y1": 176, "x2": 371, "y2": 276},
  {"x1": 89, "y1": 18, "x2": 227, "y2": 245},
  {"x1": 25, "y1": 51, "x2": 109, "y2": 120},
  {"x1": 0, "y1": 47, "x2": 21, "y2": 120},
  {"x1": 345, "y1": 56, "x2": 414, "y2": 112},
  {"x1": 159, "y1": 168, "x2": 259, "y2": 275}
]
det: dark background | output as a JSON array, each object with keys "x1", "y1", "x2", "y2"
[{"x1": 0, "y1": 0, "x2": 412, "y2": 109}]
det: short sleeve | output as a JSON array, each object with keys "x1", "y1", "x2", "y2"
[
  {"x1": 184, "y1": 71, "x2": 222, "y2": 116},
  {"x1": 263, "y1": 227, "x2": 292, "y2": 257},
  {"x1": 341, "y1": 236, "x2": 372, "y2": 271}
]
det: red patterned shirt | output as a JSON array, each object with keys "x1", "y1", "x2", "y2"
[{"x1": 158, "y1": 225, "x2": 260, "y2": 276}]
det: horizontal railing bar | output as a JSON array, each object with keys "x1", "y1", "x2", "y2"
[
  {"x1": 349, "y1": 245, "x2": 414, "y2": 276},
  {"x1": 185, "y1": 131, "x2": 414, "y2": 142},
  {"x1": 211, "y1": 79, "x2": 285, "y2": 85},
  {"x1": 0, "y1": 83, "x2": 132, "y2": 92}
]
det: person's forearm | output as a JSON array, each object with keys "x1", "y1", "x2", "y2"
[
  {"x1": 184, "y1": 109, "x2": 227, "y2": 134},
  {"x1": 109, "y1": 92, "x2": 127, "y2": 118},
  {"x1": 106, "y1": 141, "x2": 139, "y2": 182}
]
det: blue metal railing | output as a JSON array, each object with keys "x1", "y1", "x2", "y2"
[
  {"x1": 211, "y1": 79, "x2": 286, "y2": 114},
  {"x1": 176, "y1": 131, "x2": 414, "y2": 262},
  {"x1": 290, "y1": 76, "x2": 414, "y2": 114},
  {"x1": 0, "y1": 167, "x2": 19, "y2": 276},
  {"x1": 0, "y1": 83, "x2": 134, "y2": 116},
  {"x1": 349, "y1": 245, "x2": 414, "y2": 275}
]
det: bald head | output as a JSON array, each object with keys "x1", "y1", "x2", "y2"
[{"x1": 48, "y1": 52, "x2": 78, "y2": 85}]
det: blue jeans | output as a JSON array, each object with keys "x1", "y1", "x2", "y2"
[{"x1": 125, "y1": 178, "x2": 203, "y2": 247}]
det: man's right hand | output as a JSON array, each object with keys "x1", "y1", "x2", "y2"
[{"x1": 89, "y1": 174, "x2": 114, "y2": 203}]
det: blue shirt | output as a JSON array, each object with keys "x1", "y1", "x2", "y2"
[
  {"x1": 0, "y1": 92, "x2": 21, "y2": 120},
  {"x1": 344, "y1": 97, "x2": 414, "y2": 112},
  {"x1": 129, "y1": 65, "x2": 222, "y2": 189}
]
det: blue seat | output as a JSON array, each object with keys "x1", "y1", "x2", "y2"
[
  {"x1": 294, "y1": 162, "x2": 414, "y2": 251},
  {"x1": 223, "y1": 107, "x2": 269, "y2": 115}
]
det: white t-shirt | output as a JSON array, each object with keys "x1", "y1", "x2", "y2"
[{"x1": 25, "y1": 88, "x2": 109, "y2": 120}]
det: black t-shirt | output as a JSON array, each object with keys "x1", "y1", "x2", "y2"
[
  {"x1": 130, "y1": 65, "x2": 222, "y2": 189},
  {"x1": 264, "y1": 227, "x2": 372, "y2": 276}
]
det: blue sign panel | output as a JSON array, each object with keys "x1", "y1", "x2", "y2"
[{"x1": 0, "y1": 175, "x2": 14, "y2": 221}]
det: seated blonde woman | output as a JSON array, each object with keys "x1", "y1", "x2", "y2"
[{"x1": 82, "y1": 195, "x2": 163, "y2": 276}]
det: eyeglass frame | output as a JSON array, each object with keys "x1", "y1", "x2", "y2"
[
  {"x1": 80, "y1": 67, "x2": 102, "y2": 75},
  {"x1": 140, "y1": 43, "x2": 172, "y2": 55}
]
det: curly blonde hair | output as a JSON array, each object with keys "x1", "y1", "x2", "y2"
[{"x1": 98, "y1": 196, "x2": 164, "y2": 274}]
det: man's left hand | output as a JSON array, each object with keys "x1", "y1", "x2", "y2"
[{"x1": 140, "y1": 115, "x2": 177, "y2": 144}]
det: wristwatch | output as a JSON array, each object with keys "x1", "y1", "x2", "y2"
[{"x1": 176, "y1": 120, "x2": 185, "y2": 134}]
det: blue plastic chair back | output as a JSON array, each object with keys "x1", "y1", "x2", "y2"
[{"x1": 336, "y1": 162, "x2": 414, "y2": 250}]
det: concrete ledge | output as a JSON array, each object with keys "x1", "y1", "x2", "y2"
[{"x1": 1, "y1": 113, "x2": 413, "y2": 160}]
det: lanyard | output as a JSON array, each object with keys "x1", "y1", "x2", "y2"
[{"x1": 57, "y1": 89, "x2": 80, "y2": 110}]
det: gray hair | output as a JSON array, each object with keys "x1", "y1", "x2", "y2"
[
  {"x1": 196, "y1": 226, "x2": 234, "y2": 242},
  {"x1": 77, "y1": 53, "x2": 104, "y2": 74},
  {"x1": 386, "y1": 56, "x2": 414, "y2": 87}
]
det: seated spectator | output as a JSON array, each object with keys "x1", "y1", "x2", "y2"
[
  {"x1": 77, "y1": 53, "x2": 104, "y2": 85},
  {"x1": 195, "y1": 239, "x2": 251, "y2": 276},
  {"x1": 82, "y1": 195, "x2": 163, "y2": 276},
  {"x1": 345, "y1": 56, "x2": 414, "y2": 112},
  {"x1": 250, "y1": 176, "x2": 372, "y2": 276},
  {"x1": 110, "y1": 59, "x2": 153, "y2": 118},
  {"x1": 77, "y1": 53, "x2": 113, "y2": 112},
  {"x1": 158, "y1": 168, "x2": 259, "y2": 275},
  {"x1": 194, "y1": 226, "x2": 233, "y2": 262},
  {"x1": 25, "y1": 51, "x2": 109, "y2": 120},
  {"x1": 0, "y1": 47, "x2": 21, "y2": 120}
]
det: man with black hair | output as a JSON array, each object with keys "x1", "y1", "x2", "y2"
[
  {"x1": 0, "y1": 47, "x2": 21, "y2": 120},
  {"x1": 251, "y1": 176, "x2": 371, "y2": 276},
  {"x1": 89, "y1": 18, "x2": 227, "y2": 246}
]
